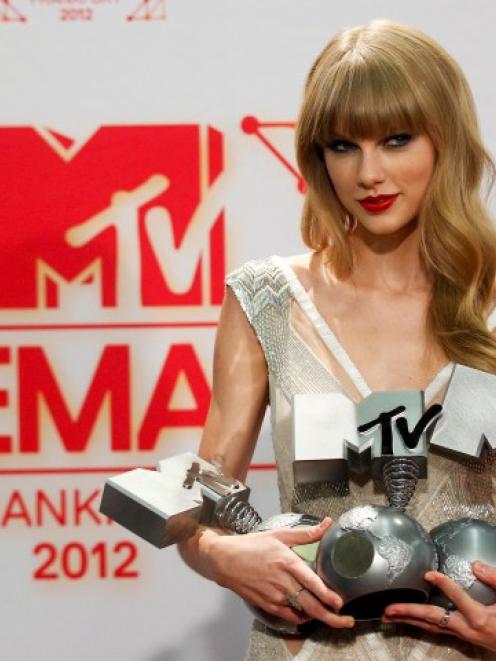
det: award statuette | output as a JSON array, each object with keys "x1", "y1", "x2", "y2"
[
  {"x1": 293, "y1": 390, "x2": 440, "y2": 620},
  {"x1": 427, "y1": 364, "x2": 496, "y2": 609},
  {"x1": 293, "y1": 366, "x2": 496, "y2": 618},
  {"x1": 430, "y1": 519, "x2": 496, "y2": 609},
  {"x1": 99, "y1": 452, "x2": 261, "y2": 548}
]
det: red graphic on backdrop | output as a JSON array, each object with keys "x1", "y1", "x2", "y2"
[
  {"x1": 0, "y1": 125, "x2": 225, "y2": 310},
  {"x1": 0, "y1": 0, "x2": 26, "y2": 22},
  {"x1": 127, "y1": 0, "x2": 165, "y2": 21},
  {"x1": 46, "y1": 128, "x2": 75, "y2": 150},
  {"x1": 241, "y1": 115, "x2": 305, "y2": 193}
]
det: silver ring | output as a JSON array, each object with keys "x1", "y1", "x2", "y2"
[
  {"x1": 287, "y1": 587, "x2": 306, "y2": 611},
  {"x1": 438, "y1": 608, "x2": 452, "y2": 628}
]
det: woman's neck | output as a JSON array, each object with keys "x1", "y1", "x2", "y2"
[{"x1": 346, "y1": 221, "x2": 432, "y2": 295}]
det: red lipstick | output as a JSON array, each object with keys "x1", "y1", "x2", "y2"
[{"x1": 359, "y1": 194, "x2": 399, "y2": 213}]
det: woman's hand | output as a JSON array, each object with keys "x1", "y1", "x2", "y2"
[
  {"x1": 383, "y1": 562, "x2": 496, "y2": 652},
  {"x1": 205, "y1": 517, "x2": 355, "y2": 628}
]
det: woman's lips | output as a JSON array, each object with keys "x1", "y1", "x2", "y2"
[{"x1": 359, "y1": 194, "x2": 399, "y2": 213}]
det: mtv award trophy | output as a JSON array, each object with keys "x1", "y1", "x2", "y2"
[
  {"x1": 427, "y1": 365, "x2": 496, "y2": 610},
  {"x1": 292, "y1": 390, "x2": 441, "y2": 620},
  {"x1": 292, "y1": 365, "x2": 496, "y2": 620}
]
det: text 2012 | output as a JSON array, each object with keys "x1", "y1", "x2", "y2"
[{"x1": 33, "y1": 541, "x2": 139, "y2": 580}]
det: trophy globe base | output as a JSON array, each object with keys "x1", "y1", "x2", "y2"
[
  {"x1": 316, "y1": 506, "x2": 437, "y2": 621},
  {"x1": 340, "y1": 588, "x2": 427, "y2": 620},
  {"x1": 430, "y1": 518, "x2": 496, "y2": 609}
]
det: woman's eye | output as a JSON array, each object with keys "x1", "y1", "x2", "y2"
[
  {"x1": 327, "y1": 139, "x2": 357, "y2": 153},
  {"x1": 385, "y1": 133, "x2": 412, "y2": 147}
]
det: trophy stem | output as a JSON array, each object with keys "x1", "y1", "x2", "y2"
[
  {"x1": 214, "y1": 494, "x2": 262, "y2": 533},
  {"x1": 382, "y1": 457, "x2": 420, "y2": 511}
]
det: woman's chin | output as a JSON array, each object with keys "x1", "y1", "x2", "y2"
[{"x1": 354, "y1": 217, "x2": 418, "y2": 241}]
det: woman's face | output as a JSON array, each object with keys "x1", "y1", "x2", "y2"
[{"x1": 323, "y1": 131, "x2": 436, "y2": 236}]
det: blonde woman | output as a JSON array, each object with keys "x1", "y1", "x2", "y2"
[{"x1": 180, "y1": 20, "x2": 496, "y2": 659}]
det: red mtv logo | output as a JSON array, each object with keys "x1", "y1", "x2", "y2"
[{"x1": 0, "y1": 125, "x2": 225, "y2": 310}]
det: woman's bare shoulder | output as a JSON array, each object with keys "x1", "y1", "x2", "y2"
[{"x1": 280, "y1": 252, "x2": 320, "y2": 291}]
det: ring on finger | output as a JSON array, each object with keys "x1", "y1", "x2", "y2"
[
  {"x1": 287, "y1": 587, "x2": 306, "y2": 611},
  {"x1": 438, "y1": 608, "x2": 453, "y2": 628}
]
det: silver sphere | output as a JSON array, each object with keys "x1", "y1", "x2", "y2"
[
  {"x1": 316, "y1": 505, "x2": 437, "y2": 620},
  {"x1": 430, "y1": 518, "x2": 496, "y2": 608},
  {"x1": 245, "y1": 512, "x2": 321, "y2": 634}
]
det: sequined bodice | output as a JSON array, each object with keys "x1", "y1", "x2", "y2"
[{"x1": 226, "y1": 256, "x2": 496, "y2": 661}]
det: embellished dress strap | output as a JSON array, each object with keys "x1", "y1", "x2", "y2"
[{"x1": 225, "y1": 256, "x2": 292, "y2": 374}]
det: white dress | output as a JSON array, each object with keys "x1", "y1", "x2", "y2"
[{"x1": 226, "y1": 255, "x2": 496, "y2": 661}]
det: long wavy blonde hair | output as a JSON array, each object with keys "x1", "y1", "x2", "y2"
[{"x1": 296, "y1": 19, "x2": 496, "y2": 373}]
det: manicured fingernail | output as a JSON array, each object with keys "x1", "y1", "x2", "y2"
[
  {"x1": 386, "y1": 608, "x2": 398, "y2": 616},
  {"x1": 473, "y1": 561, "x2": 486, "y2": 574},
  {"x1": 333, "y1": 597, "x2": 343, "y2": 610},
  {"x1": 346, "y1": 617, "x2": 355, "y2": 627},
  {"x1": 425, "y1": 571, "x2": 436, "y2": 581}
]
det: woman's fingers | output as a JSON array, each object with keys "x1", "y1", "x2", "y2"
[
  {"x1": 269, "y1": 517, "x2": 333, "y2": 547},
  {"x1": 289, "y1": 556, "x2": 343, "y2": 610},
  {"x1": 385, "y1": 602, "x2": 454, "y2": 625},
  {"x1": 425, "y1": 571, "x2": 486, "y2": 626},
  {"x1": 297, "y1": 589, "x2": 354, "y2": 628},
  {"x1": 473, "y1": 561, "x2": 496, "y2": 589},
  {"x1": 383, "y1": 615, "x2": 445, "y2": 634},
  {"x1": 383, "y1": 606, "x2": 474, "y2": 641},
  {"x1": 243, "y1": 587, "x2": 311, "y2": 625}
]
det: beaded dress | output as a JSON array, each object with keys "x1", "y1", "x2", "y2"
[{"x1": 226, "y1": 255, "x2": 496, "y2": 661}]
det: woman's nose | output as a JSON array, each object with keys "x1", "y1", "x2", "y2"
[{"x1": 357, "y1": 149, "x2": 386, "y2": 188}]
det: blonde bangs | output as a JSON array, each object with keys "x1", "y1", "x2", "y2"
[{"x1": 310, "y1": 54, "x2": 429, "y2": 147}]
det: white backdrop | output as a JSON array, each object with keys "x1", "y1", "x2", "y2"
[{"x1": 1, "y1": 1, "x2": 496, "y2": 660}]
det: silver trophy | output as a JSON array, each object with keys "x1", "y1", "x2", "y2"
[
  {"x1": 293, "y1": 366, "x2": 496, "y2": 618},
  {"x1": 100, "y1": 452, "x2": 261, "y2": 548},
  {"x1": 428, "y1": 365, "x2": 496, "y2": 609},
  {"x1": 430, "y1": 518, "x2": 496, "y2": 609},
  {"x1": 293, "y1": 390, "x2": 440, "y2": 620}
]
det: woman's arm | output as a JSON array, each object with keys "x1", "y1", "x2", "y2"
[
  {"x1": 198, "y1": 287, "x2": 269, "y2": 480},
  {"x1": 178, "y1": 286, "x2": 268, "y2": 581},
  {"x1": 178, "y1": 288, "x2": 354, "y2": 628}
]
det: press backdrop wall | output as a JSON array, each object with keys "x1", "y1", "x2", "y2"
[{"x1": 1, "y1": 1, "x2": 496, "y2": 660}]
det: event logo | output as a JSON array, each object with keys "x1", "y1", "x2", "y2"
[
  {"x1": 0, "y1": 125, "x2": 225, "y2": 312},
  {"x1": 241, "y1": 115, "x2": 304, "y2": 193},
  {"x1": 127, "y1": 0, "x2": 165, "y2": 21},
  {"x1": 0, "y1": 124, "x2": 225, "y2": 459}
]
